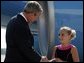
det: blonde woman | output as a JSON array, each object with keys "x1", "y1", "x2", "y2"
[{"x1": 41, "y1": 26, "x2": 80, "y2": 62}]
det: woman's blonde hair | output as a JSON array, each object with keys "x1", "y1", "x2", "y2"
[{"x1": 59, "y1": 26, "x2": 76, "y2": 40}]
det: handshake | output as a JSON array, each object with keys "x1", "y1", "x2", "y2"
[
  {"x1": 40, "y1": 56, "x2": 56, "y2": 62},
  {"x1": 40, "y1": 56, "x2": 49, "y2": 62},
  {"x1": 40, "y1": 56, "x2": 65, "y2": 62}
]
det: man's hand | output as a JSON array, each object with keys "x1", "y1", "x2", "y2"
[{"x1": 40, "y1": 56, "x2": 49, "y2": 62}]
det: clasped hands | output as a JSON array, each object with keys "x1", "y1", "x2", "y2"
[{"x1": 40, "y1": 56, "x2": 64, "y2": 62}]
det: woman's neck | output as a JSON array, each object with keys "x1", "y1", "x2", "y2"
[
  {"x1": 62, "y1": 43, "x2": 69, "y2": 46},
  {"x1": 61, "y1": 40, "x2": 70, "y2": 46}
]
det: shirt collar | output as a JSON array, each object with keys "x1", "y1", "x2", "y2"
[{"x1": 20, "y1": 12, "x2": 28, "y2": 22}]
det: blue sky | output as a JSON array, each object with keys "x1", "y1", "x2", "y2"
[{"x1": 54, "y1": 1, "x2": 83, "y2": 9}]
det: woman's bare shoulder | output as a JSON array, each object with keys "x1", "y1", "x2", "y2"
[
  {"x1": 53, "y1": 45, "x2": 60, "y2": 50},
  {"x1": 71, "y1": 44, "x2": 77, "y2": 49},
  {"x1": 71, "y1": 44, "x2": 78, "y2": 53}
]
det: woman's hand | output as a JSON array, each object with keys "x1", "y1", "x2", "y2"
[
  {"x1": 49, "y1": 58, "x2": 56, "y2": 62},
  {"x1": 56, "y1": 58, "x2": 66, "y2": 62}
]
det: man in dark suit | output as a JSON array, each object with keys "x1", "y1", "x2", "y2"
[{"x1": 4, "y1": 1, "x2": 43, "y2": 62}]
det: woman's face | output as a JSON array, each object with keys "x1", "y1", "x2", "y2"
[{"x1": 59, "y1": 30, "x2": 71, "y2": 43}]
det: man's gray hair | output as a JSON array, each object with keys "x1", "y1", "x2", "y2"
[{"x1": 23, "y1": 1, "x2": 43, "y2": 13}]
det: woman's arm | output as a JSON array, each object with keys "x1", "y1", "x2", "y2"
[
  {"x1": 52, "y1": 46, "x2": 57, "y2": 59},
  {"x1": 71, "y1": 46, "x2": 80, "y2": 62},
  {"x1": 48, "y1": 46, "x2": 57, "y2": 62}
]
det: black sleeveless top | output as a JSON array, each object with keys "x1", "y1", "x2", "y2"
[{"x1": 55, "y1": 46, "x2": 73, "y2": 62}]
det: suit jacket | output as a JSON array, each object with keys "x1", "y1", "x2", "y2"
[{"x1": 4, "y1": 14, "x2": 41, "y2": 62}]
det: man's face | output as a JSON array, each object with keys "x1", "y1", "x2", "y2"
[{"x1": 27, "y1": 12, "x2": 41, "y2": 23}]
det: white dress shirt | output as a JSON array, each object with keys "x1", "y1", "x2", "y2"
[{"x1": 20, "y1": 12, "x2": 28, "y2": 22}]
